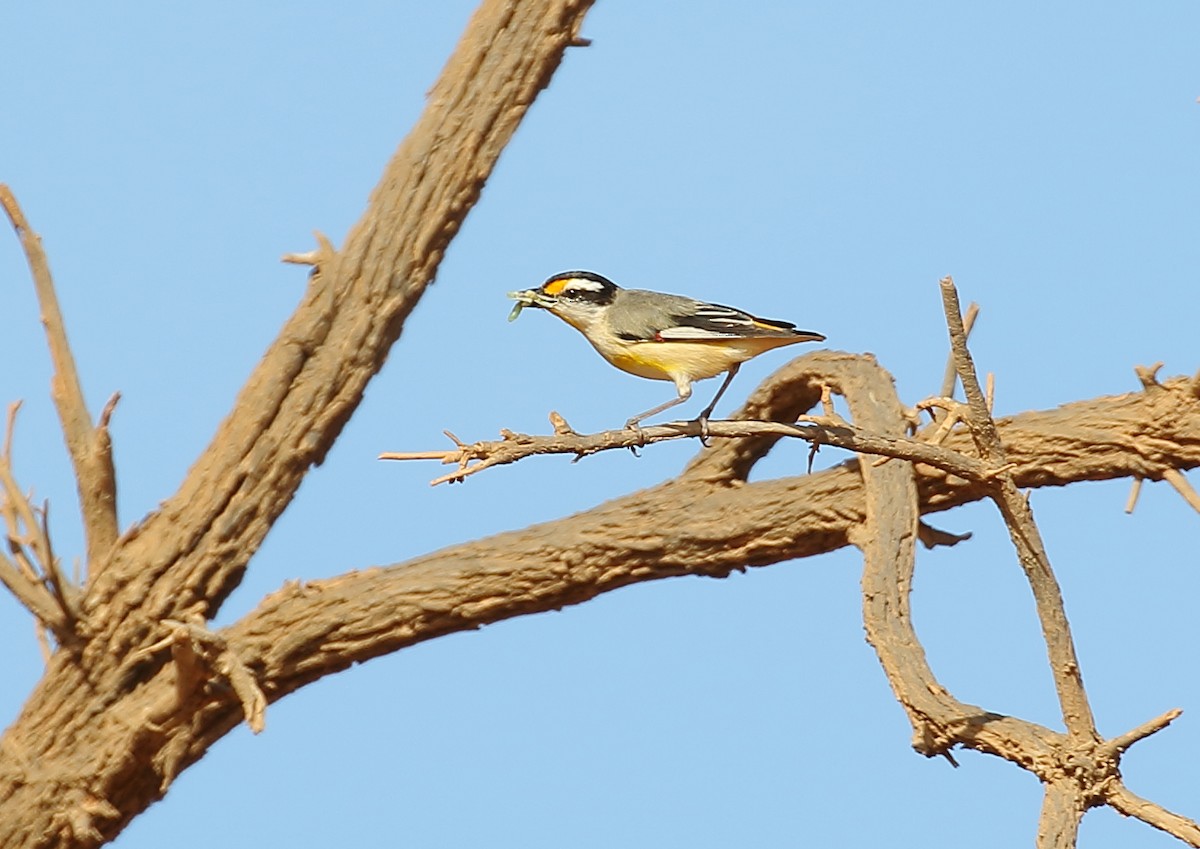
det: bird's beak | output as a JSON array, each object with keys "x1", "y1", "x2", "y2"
[{"x1": 506, "y1": 287, "x2": 556, "y2": 321}]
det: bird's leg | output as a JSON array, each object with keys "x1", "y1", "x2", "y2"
[
  {"x1": 625, "y1": 384, "x2": 692, "y2": 431},
  {"x1": 695, "y1": 364, "x2": 740, "y2": 442}
]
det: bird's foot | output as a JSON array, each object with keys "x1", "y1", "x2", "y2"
[{"x1": 624, "y1": 418, "x2": 646, "y2": 454}]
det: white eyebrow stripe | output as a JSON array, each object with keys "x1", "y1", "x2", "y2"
[{"x1": 565, "y1": 278, "x2": 606, "y2": 291}]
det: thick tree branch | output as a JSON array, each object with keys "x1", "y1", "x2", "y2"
[
  {"x1": 0, "y1": 186, "x2": 119, "y2": 571},
  {"x1": 78, "y1": 0, "x2": 595, "y2": 646},
  {"x1": 207, "y1": 363, "x2": 1198, "y2": 703},
  {"x1": 0, "y1": 4, "x2": 1195, "y2": 846},
  {"x1": 0, "y1": 3, "x2": 596, "y2": 847}
]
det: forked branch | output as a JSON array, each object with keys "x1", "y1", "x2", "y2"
[
  {"x1": 0, "y1": 185, "x2": 119, "y2": 571},
  {"x1": 935, "y1": 276, "x2": 1195, "y2": 846},
  {"x1": 941, "y1": 276, "x2": 1097, "y2": 743},
  {"x1": 0, "y1": 402, "x2": 80, "y2": 642}
]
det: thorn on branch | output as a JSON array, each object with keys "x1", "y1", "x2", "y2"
[
  {"x1": 1124, "y1": 478, "x2": 1143, "y2": 514},
  {"x1": 281, "y1": 230, "x2": 338, "y2": 269},
  {"x1": 1161, "y1": 468, "x2": 1200, "y2": 516},
  {"x1": 549, "y1": 410, "x2": 576, "y2": 436},
  {"x1": 98, "y1": 392, "x2": 121, "y2": 430},
  {"x1": 1135, "y1": 361, "x2": 1165, "y2": 390}
]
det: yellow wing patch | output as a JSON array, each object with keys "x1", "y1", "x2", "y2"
[{"x1": 751, "y1": 317, "x2": 794, "y2": 333}]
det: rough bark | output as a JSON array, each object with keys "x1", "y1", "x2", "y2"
[
  {"x1": 0, "y1": 1, "x2": 594, "y2": 846},
  {"x1": 2, "y1": 2, "x2": 1199, "y2": 847}
]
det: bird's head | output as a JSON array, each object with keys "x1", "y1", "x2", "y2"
[{"x1": 507, "y1": 271, "x2": 619, "y2": 327}]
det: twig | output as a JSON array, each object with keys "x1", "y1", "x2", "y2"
[
  {"x1": 938, "y1": 301, "x2": 979, "y2": 400},
  {"x1": 0, "y1": 405, "x2": 77, "y2": 639},
  {"x1": 382, "y1": 415, "x2": 989, "y2": 487},
  {"x1": 280, "y1": 231, "x2": 337, "y2": 267},
  {"x1": 940, "y1": 277, "x2": 1099, "y2": 740},
  {"x1": 0, "y1": 185, "x2": 119, "y2": 568},
  {"x1": 2, "y1": 401, "x2": 17, "y2": 460},
  {"x1": 39, "y1": 500, "x2": 81, "y2": 627},
  {"x1": 1101, "y1": 708, "x2": 1183, "y2": 758},
  {"x1": 1124, "y1": 478, "x2": 1143, "y2": 514},
  {"x1": 0, "y1": 546, "x2": 66, "y2": 635}
]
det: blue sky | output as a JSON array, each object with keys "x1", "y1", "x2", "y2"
[{"x1": 2, "y1": 3, "x2": 1198, "y2": 846}]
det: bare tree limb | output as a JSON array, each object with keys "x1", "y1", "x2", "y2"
[
  {"x1": 940, "y1": 276, "x2": 1098, "y2": 745},
  {"x1": 0, "y1": 3, "x2": 597, "y2": 846},
  {"x1": 1, "y1": 5, "x2": 1197, "y2": 846},
  {"x1": 1038, "y1": 781, "x2": 1083, "y2": 849},
  {"x1": 1108, "y1": 784, "x2": 1200, "y2": 847},
  {"x1": 76, "y1": 0, "x2": 598, "y2": 651},
  {"x1": 0, "y1": 185, "x2": 119, "y2": 570}
]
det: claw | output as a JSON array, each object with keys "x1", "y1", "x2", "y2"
[{"x1": 624, "y1": 419, "x2": 647, "y2": 451}]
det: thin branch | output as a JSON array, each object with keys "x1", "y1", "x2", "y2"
[
  {"x1": 0, "y1": 185, "x2": 119, "y2": 568},
  {"x1": 381, "y1": 403, "x2": 991, "y2": 486},
  {"x1": 1107, "y1": 784, "x2": 1200, "y2": 847},
  {"x1": 1101, "y1": 708, "x2": 1183, "y2": 758},
  {"x1": 0, "y1": 550, "x2": 66, "y2": 634},
  {"x1": 39, "y1": 500, "x2": 82, "y2": 628},
  {"x1": 940, "y1": 275, "x2": 1098, "y2": 744},
  {"x1": 0, "y1": 404, "x2": 71, "y2": 634},
  {"x1": 938, "y1": 300, "x2": 979, "y2": 399}
]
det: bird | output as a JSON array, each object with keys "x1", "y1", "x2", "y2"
[{"x1": 507, "y1": 270, "x2": 825, "y2": 430}]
